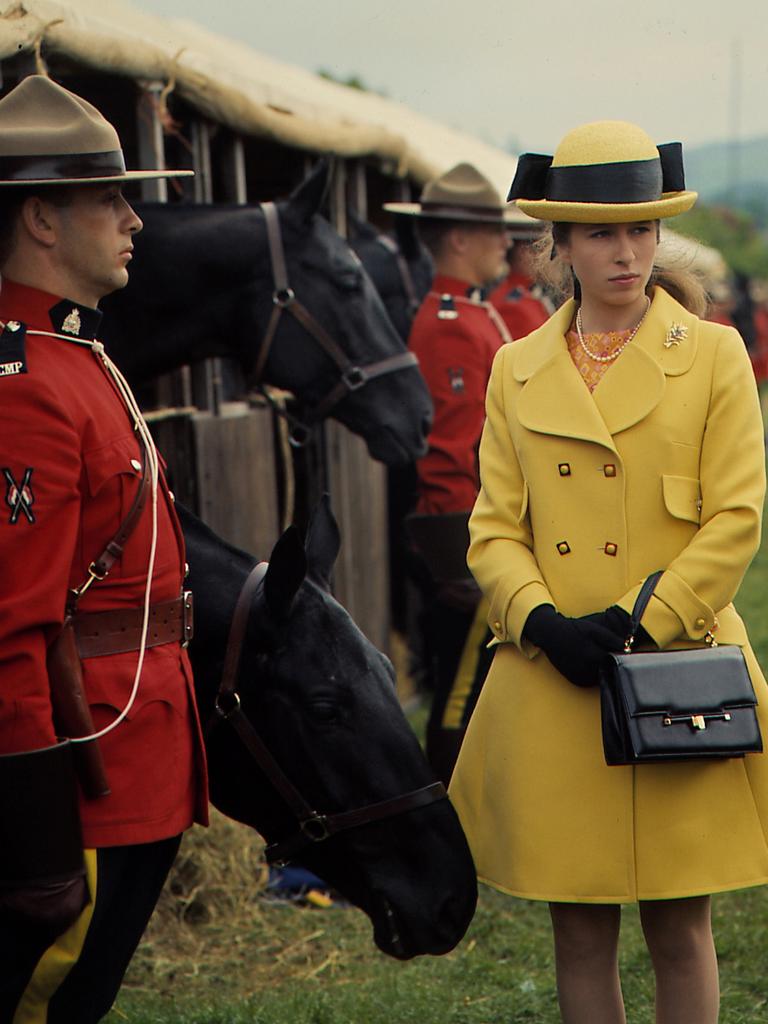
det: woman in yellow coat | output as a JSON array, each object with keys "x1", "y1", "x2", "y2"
[{"x1": 449, "y1": 121, "x2": 768, "y2": 1024}]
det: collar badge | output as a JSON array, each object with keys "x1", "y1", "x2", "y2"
[
  {"x1": 664, "y1": 322, "x2": 688, "y2": 348},
  {"x1": 437, "y1": 294, "x2": 458, "y2": 321},
  {"x1": 62, "y1": 308, "x2": 81, "y2": 336}
]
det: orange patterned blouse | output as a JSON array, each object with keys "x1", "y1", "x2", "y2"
[{"x1": 566, "y1": 324, "x2": 635, "y2": 393}]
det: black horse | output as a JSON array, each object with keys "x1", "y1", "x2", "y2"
[
  {"x1": 348, "y1": 211, "x2": 433, "y2": 343},
  {"x1": 100, "y1": 164, "x2": 432, "y2": 467},
  {"x1": 182, "y1": 499, "x2": 477, "y2": 959}
]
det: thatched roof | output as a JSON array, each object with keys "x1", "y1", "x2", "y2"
[{"x1": 0, "y1": 0, "x2": 530, "y2": 221}]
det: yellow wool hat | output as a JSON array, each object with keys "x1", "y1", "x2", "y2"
[{"x1": 509, "y1": 121, "x2": 697, "y2": 223}]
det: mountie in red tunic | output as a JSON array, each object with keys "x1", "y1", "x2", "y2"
[
  {"x1": 408, "y1": 274, "x2": 509, "y2": 515},
  {"x1": 0, "y1": 280, "x2": 208, "y2": 848},
  {"x1": 488, "y1": 270, "x2": 551, "y2": 341}
]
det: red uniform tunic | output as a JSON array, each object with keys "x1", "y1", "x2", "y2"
[
  {"x1": 0, "y1": 280, "x2": 207, "y2": 848},
  {"x1": 409, "y1": 274, "x2": 509, "y2": 515},
  {"x1": 489, "y1": 270, "x2": 551, "y2": 341}
]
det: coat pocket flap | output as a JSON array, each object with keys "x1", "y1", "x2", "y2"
[
  {"x1": 662, "y1": 474, "x2": 701, "y2": 524},
  {"x1": 83, "y1": 434, "x2": 143, "y2": 497}
]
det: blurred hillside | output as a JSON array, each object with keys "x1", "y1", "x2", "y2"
[{"x1": 686, "y1": 137, "x2": 768, "y2": 223}]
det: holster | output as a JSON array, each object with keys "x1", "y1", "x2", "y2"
[
  {"x1": 0, "y1": 741, "x2": 85, "y2": 885},
  {"x1": 47, "y1": 620, "x2": 110, "y2": 799}
]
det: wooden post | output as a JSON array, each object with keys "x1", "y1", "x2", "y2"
[
  {"x1": 325, "y1": 160, "x2": 390, "y2": 652},
  {"x1": 221, "y1": 135, "x2": 248, "y2": 202},
  {"x1": 136, "y1": 83, "x2": 168, "y2": 204},
  {"x1": 348, "y1": 159, "x2": 368, "y2": 223},
  {"x1": 189, "y1": 120, "x2": 218, "y2": 415},
  {"x1": 135, "y1": 82, "x2": 190, "y2": 407}
]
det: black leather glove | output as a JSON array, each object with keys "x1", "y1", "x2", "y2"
[
  {"x1": 581, "y1": 605, "x2": 655, "y2": 648},
  {"x1": 523, "y1": 604, "x2": 624, "y2": 687}
]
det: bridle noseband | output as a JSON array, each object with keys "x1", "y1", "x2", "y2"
[
  {"x1": 247, "y1": 202, "x2": 420, "y2": 446},
  {"x1": 207, "y1": 561, "x2": 447, "y2": 866}
]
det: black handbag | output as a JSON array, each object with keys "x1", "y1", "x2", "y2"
[{"x1": 600, "y1": 571, "x2": 762, "y2": 765}]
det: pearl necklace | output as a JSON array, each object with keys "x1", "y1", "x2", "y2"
[{"x1": 575, "y1": 296, "x2": 651, "y2": 363}]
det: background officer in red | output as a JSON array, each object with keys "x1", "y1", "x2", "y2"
[
  {"x1": 489, "y1": 222, "x2": 554, "y2": 339},
  {"x1": 385, "y1": 163, "x2": 512, "y2": 783},
  {"x1": 0, "y1": 75, "x2": 207, "y2": 1022}
]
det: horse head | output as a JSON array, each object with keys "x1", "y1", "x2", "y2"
[
  {"x1": 184, "y1": 499, "x2": 477, "y2": 959},
  {"x1": 265, "y1": 164, "x2": 431, "y2": 462},
  {"x1": 348, "y1": 210, "x2": 433, "y2": 343},
  {"x1": 99, "y1": 163, "x2": 432, "y2": 467}
]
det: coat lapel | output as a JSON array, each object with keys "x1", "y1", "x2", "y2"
[
  {"x1": 591, "y1": 288, "x2": 698, "y2": 434},
  {"x1": 514, "y1": 288, "x2": 698, "y2": 445},
  {"x1": 515, "y1": 302, "x2": 617, "y2": 451}
]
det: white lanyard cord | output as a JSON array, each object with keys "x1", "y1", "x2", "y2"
[{"x1": 27, "y1": 328, "x2": 160, "y2": 742}]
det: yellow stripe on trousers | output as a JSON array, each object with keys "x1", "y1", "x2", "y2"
[
  {"x1": 13, "y1": 850, "x2": 98, "y2": 1024},
  {"x1": 442, "y1": 597, "x2": 490, "y2": 730}
]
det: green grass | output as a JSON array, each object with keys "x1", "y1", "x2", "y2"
[
  {"x1": 105, "y1": 491, "x2": 768, "y2": 1023},
  {"x1": 106, "y1": 887, "x2": 768, "y2": 1023}
]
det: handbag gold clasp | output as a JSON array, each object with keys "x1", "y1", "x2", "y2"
[{"x1": 662, "y1": 712, "x2": 731, "y2": 730}]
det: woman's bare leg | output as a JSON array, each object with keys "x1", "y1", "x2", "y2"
[
  {"x1": 639, "y1": 896, "x2": 719, "y2": 1024},
  {"x1": 549, "y1": 902, "x2": 626, "y2": 1024}
]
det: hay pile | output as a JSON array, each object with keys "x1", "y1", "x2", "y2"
[
  {"x1": 155, "y1": 810, "x2": 269, "y2": 929},
  {"x1": 123, "y1": 809, "x2": 272, "y2": 992},
  {"x1": 122, "y1": 810, "x2": 369, "y2": 999}
]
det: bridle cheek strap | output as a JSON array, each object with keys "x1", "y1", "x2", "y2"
[
  {"x1": 246, "y1": 202, "x2": 419, "y2": 431},
  {"x1": 209, "y1": 560, "x2": 447, "y2": 866}
]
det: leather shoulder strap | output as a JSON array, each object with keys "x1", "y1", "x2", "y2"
[{"x1": 69, "y1": 437, "x2": 151, "y2": 610}]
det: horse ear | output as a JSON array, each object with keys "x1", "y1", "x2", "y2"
[
  {"x1": 264, "y1": 525, "x2": 307, "y2": 619},
  {"x1": 289, "y1": 159, "x2": 331, "y2": 223},
  {"x1": 305, "y1": 493, "x2": 341, "y2": 590}
]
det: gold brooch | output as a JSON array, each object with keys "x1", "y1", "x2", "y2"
[
  {"x1": 664, "y1": 322, "x2": 688, "y2": 348},
  {"x1": 62, "y1": 308, "x2": 81, "y2": 336}
]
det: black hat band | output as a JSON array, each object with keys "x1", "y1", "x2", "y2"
[
  {"x1": 420, "y1": 201, "x2": 504, "y2": 219},
  {"x1": 0, "y1": 149, "x2": 127, "y2": 182},
  {"x1": 508, "y1": 142, "x2": 686, "y2": 204}
]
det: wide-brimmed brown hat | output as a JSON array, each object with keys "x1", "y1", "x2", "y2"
[
  {"x1": 384, "y1": 162, "x2": 518, "y2": 224},
  {"x1": 509, "y1": 121, "x2": 697, "y2": 223},
  {"x1": 0, "y1": 75, "x2": 193, "y2": 186}
]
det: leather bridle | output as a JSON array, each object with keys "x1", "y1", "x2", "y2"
[
  {"x1": 246, "y1": 202, "x2": 420, "y2": 446},
  {"x1": 375, "y1": 232, "x2": 422, "y2": 319},
  {"x1": 208, "y1": 561, "x2": 447, "y2": 866}
]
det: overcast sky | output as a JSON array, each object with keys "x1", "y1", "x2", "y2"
[{"x1": 132, "y1": 0, "x2": 765, "y2": 155}]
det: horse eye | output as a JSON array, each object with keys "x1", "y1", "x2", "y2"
[
  {"x1": 336, "y1": 269, "x2": 363, "y2": 292},
  {"x1": 307, "y1": 698, "x2": 342, "y2": 724}
]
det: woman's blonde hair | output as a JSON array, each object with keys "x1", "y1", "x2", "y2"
[{"x1": 530, "y1": 223, "x2": 710, "y2": 318}]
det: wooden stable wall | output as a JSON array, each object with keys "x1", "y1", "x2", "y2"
[
  {"x1": 0, "y1": 57, "x2": 397, "y2": 654},
  {"x1": 324, "y1": 160, "x2": 390, "y2": 653}
]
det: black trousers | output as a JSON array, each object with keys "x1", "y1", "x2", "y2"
[
  {"x1": 2, "y1": 834, "x2": 181, "y2": 1024},
  {"x1": 425, "y1": 593, "x2": 494, "y2": 785}
]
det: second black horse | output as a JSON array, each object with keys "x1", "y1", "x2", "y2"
[
  {"x1": 183, "y1": 498, "x2": 477, "y2": 959},
  {"x1": 101, "y1": 164, "x2": 432, "y2": 467}
]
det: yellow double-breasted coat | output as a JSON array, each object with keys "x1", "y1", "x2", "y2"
[{"x1": 449, "y1": 287, "x2": 768, "y2": 902}]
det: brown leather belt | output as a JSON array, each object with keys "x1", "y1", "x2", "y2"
[{"x1": 72, "y1": 592, "x2": 194, "y2": 659}]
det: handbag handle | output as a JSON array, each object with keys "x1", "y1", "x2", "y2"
[{"x1": 625, "y1": 570, "x2": 664, "y2": 651}]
